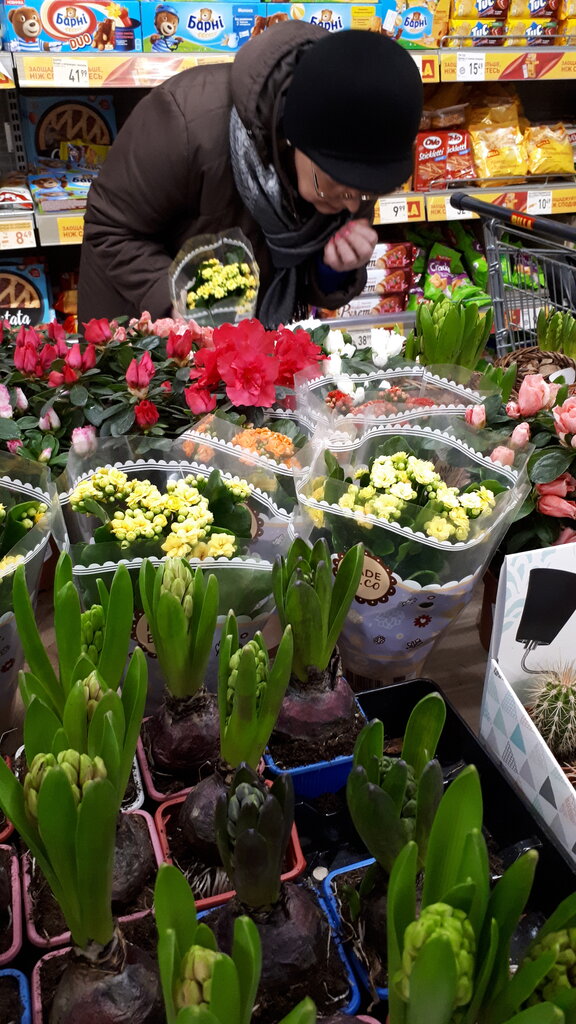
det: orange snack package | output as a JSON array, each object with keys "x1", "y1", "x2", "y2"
[
  {"x1": 559, "y1": 16, "x2": 576, "y2": 38},
  {"x1": 525, "y1": 123, "x2": 574, "y2": 175},
  {"x1": 414, "y1": 131, "x2": 448, "y2": 191},
  {"x1": 446, "y1": 129, "x2": 476, "y2": 181}
]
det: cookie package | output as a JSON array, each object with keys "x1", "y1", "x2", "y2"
[
  {"x1": 0, "y1": 0, "x2": 142, "y2": 52},
  {"x1": 0, "y1": 259, "x2": 53, "y2": 331},
  {"x1": 18, "y1": 93, "x2": 117, "y2": 164}
]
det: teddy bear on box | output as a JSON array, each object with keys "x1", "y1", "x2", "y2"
[
  {"x1": 149, "y1": 3, "x2": 183, "y2": 51},
  {"x1": 7, "y1": 7, "x2": 61, "y2": 51}
]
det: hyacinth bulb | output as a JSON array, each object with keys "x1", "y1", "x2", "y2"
[
  {"x1": 530, "y1": 663, "x2": 576, "y2": 761},
  {"x1": 23, "y1": 749, "x2": 107, "y2": 821},
  {"x1": 80, "y1": 605, "x2": 105, "y2": 663},
  {"x1": 161, "y1": 558, "x2": 195, "y2": 618},
  {"x1": 397, "y1": 902, "x2": 476, "y2": 1009},
  {"x1": 523, "y1": 928, "x2": 576, "y2": 1005},
  {"x1": 175, "y1": 947, "x2": 223, "y2": 1010}
]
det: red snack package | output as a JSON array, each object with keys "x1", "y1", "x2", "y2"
[
  {"x1": 414, "y1": 132, "x2": 448, "y2": 191},
  {"x1": 374, "y1": 294, "x2": 407, "y2": 314},
  {"x1": 446, "y1": 129, "x2": 476, "y2": 182},
  {"x1": 375, "y1": 269, "x2": 413, "y2": 294},
  {"x1": 369, "y1": 242, "x2": 414, "y2": 269}
]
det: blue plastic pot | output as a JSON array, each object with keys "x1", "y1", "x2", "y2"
[
  {"x1": 322, "y1": 859, "x2": 389, "y2": 1006},
  {"x1": 0, "y1": 969, "x2": 31, "y2": 1024},
  {"x1": 264, "y1": 699, "x2": 366, "y2": 799}
]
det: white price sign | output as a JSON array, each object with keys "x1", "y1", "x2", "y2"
[
  {"x1": 456, "y1": 52, "x2": 486, "y2": 81},
  {"x1": 526, "y1": 190, "x2": 553, "y2": 216},
  {"x1": 445, "y1": 199, "x2": 475, "y2": 220},
  {"x1": 53, "y1": 58, "x2": 89, "y2": 87},
  {"x1": 377, "y1": 196, "x2": 408, "y2": 223},
  {"x1": 0, "y1": 221, "x2": 34, "y2": 249}
]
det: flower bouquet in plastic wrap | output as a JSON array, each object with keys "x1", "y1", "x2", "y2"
[
  {"x1": 57, "y1": 435, "x2": 293, "y2": 708},
  {"x1": 294, "y1": 420, "x2": 532, "y2": 682},
  {"x1": 0, "y1": 453, "x2": 54, "y2": 726},
  {"x1": 170, "y1": 230, "x2": 259, "y2": 327}
]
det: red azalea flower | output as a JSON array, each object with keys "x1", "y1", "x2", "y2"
[
  {"x1": 82, "y1": 344, "x2": 96, "y2": 371},
  {"x1": 166, "y1": 329, "x2": 193, "y2": 365},
  {"x1": 126, "y1": 350, "x2": 156, "y2": 396},
  {"x1": 47, "y1": 371, "x2": 64, "y2": 388},
  {"x1": 160, "y1": 380, "x2": 172, "y2": 393},
  {"x1": 184, "y1": 385, "x2": 217, "y2": 415},
  {"x1": 83, "y1": 317, "x2": 112, "y2": 345},
  {"x1": 14, "y1": 341, "x2": 39, "y2": 376},
  {"x1": 134, "y1": 399, "x2": 160, "y2": 429},
  {"x1": 15, "y1": 326, "x2": 41, "y2": 349},
  {"x1": 219, "y1": 347, "x2": 279, "y2": 408},
  {"x1": 189, "y1": 346, "x2": 221, "y2": 389},
  {"x1": 273, "y1": 327, "x2": 323, "y2": 387},
  {"x1": 66, "y1": 343, "x2": 83, "y2": 370}
]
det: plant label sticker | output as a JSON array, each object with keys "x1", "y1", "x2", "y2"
[
  {"x1": 333, "y1": 552, "x2": 397, "y2": 606},
  {"x1": 132, "y1": 611, "x2": 157, "y2": 658}
]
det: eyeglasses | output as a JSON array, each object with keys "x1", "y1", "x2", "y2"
[{"x1": 311, "y1": 165, "x2": 380, "y2": 205}]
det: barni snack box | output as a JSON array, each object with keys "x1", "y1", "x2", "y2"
[
  {"x1": 394, "y1": 0, "x2": 450, "y2": 48},
  {"x1": 0, "y1": 258, "x2": 52, "y2": 331},
  {"x1": 1, "y1": 0, "x2": 142, "y2": 52},
  {"x1": 141, "y1": 3, "x2": 267, "y2": 52},
  {"x1": 19, "y1": 93, "x2": 116, "y2": 163},
  {"x1": 258, "y1": 4, "x2": 386, "y2": 32}
]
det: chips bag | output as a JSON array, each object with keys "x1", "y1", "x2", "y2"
[
  {"x1": 525, "y1": 123, "x2": 574, "y2": 175},
  {"x1": 470, "y1": 123, "x2": 528, "y2": 180},
  {"x1": 424, "y1": 243, "x2": 491, "y2": 304}
]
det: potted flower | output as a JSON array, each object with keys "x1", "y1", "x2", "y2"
[
  {"x1": 170, "y1": 230, "x2": 259, "y2": 327},
  {"x1": 0, "y1": 969, "x2": 30, "y2": 1024},
  {"x1": 0, "y1": 843, "x2": 22, "y2": 966},
  {"x1": 264, "y1": 538, "x2": 365, "y2": 796}
]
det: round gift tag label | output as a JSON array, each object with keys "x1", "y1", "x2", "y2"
[
  {"x1": 333, "y1": 552, "x2": 396, "y2": 606},
  {"x1": 240, "y1": 504, "x2": 264, "y2": 540},
  {"x1": 132, "y1": 611, "x2": 158, "y2": 658}
]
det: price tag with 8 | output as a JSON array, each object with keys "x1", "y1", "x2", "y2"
[
  {"x1": 0, "y1": 221, "x2": 35, "y2": 250},
  {"x1": 456, "y1": 52, "x2": 486, "y2": 82},
  {"x1": 53, "y1": 58, "x2": 89, "y2": 88}
]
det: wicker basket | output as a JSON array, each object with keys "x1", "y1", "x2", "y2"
[{"x1": 494, "y1": 346, "x2": 576, "y2": 396}]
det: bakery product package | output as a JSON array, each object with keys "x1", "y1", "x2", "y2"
[
  {"x1": 28, "y1": 167, "x2": 99, "y2": 212},
  {"x1": 414, "y1": 131, "x2": 448, "y2": 191},
  {"x1": 141, "y1": 3, "x2": 271, "y2": 53},
  {"x1": 19, "y1": 93, "x2": 116, "y2": 164},
  {"x1": 1, "y1": 0, "x2": 142, "y2": 52},
  {"x1": 0, "y1": 258, "x2": 53, "y2": 331}
]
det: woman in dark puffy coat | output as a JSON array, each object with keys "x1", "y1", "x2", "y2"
[{"x1": 79, "y1": 23, "x2": 422, "y2": 328}]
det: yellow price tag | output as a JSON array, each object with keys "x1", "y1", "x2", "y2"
[{"x1": 57, "y1": 216, "x2": 84, "y2": 245}]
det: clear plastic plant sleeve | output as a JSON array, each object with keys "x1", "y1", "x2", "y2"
[
  {"x1": 293, "y1": 421, "x2": 532, "y2": 682},
  {"x1": 0, "y1": 455, "x2": 54, "y2": 727},
  {"x1": 169, "y1": 229, "x2": 259, "y2": 327},
  {"x1": 56, "y1": 436, "x2": 293, "y2": 710}
]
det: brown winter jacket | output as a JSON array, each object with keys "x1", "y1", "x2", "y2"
[{"x1": 78, "y1": 22, "x2": 371, "y2": 325}]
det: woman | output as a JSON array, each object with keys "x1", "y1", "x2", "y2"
[{"x1": 78, "y1": 23, "x2": 422, "y2": 328}]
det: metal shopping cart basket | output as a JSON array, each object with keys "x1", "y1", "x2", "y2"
[{"x1": 450, "y1": 193, "x2": 576, "y2": 358}]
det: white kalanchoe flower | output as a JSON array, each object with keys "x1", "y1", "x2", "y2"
[
  {"x1": 291, "y1": 316, "x2": 323, "y2": 331},
  {"x1": 324, "y1": 353, "x2": 342, "y2": 377},
  {"x1": 371, "y1": 328, "x2": 405, "y2": 368}
]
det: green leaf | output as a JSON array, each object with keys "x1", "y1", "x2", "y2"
[
  {"x1": 54, "y1": 582, "x2": 82, "y2": 697},
  {"x1": 414, "y1": 759, "x2": 444, "y2": 867},
  {"x1": 422, "y1": 765, "x2": 483, "y2": 908},
  {"x1": 487, "y1": 950, "x2": 557, "y2": 1024},
  {"x1": 117, "y1": 648, "x2": 147, "y2": 800},
  {"x1": 347, "y1": 768, "x2": 408, "y2": 874},
  {"x1": 503, "y1": 1005, "x2": 564, "y2": 1024},
  {"x1": 326, "y1": 543, "x2": 364, "y2": 658},
  {"x1": 75, "y1": 778, "x2": 117, "y2": 946},
  {"x1": 463, "y1": 917, "x2": 499, "y2": 1024},
  {"x1": 382, "y1": 759, "x2": 409, "y2": 816},
  {"x1": 387, "y1": 841, "x2": 418, "y2": 1024},
  {"x1": 62, "y1": 682, "x2": 89, "y2": 754},
  {"x1": 23, "y1": 697, "x2": 62, "y2": 761},
  {"x1": 158, "y1": 928, "x2": 179, "y2": 1024},
  {"x1": 37, "y1": 766, "x2": 82, "y2": 945},
  {"x1": 154, "y1": 864, "x2": 200, "y2": 967},
  {"x1": 405, "y1": 935, "x2": 458, "y2": 1024},
  {"x1": 286, "y1": 580, "x2": 324, "y2": 680},
  {"x1": 209, "y1": 954, "x2": 241, "y2": 1024},
  {"x1": 402, "y1": 693, "x2": 446, "y2": 779},
  {"x1": 277, "y1": 999, "x2": 317, "y2": 1024},
  {"x1": 110, "y1": 406, "x2": 136, "y2": 436},
  {"x1": 528, "y1": 448, "x2": 574, "y2": 485},
  {"x1": 69, "y1": 384, "x2": 89, "y2": 407},
  {"x1": 487, "y1": 850, "x2": 538, "y2": 998},
  {"x1": 97, "y1": 564, "x2": 134, "y2": 689},
  {"x1": 535, "y1": 892, "x2": 576, "y2": 941},
  {"x1": 0, "y1": 757, "x2": 55, "y2": 890},
  {"x1": 13, "y1": 565, "x2": 60, "y2": 711},
  {"x1": 231, "y1": 916, "x2": 261, "y2": 1024},
  {"x1": 0, "y1": 419, "x2": 22, "y2": 441}
]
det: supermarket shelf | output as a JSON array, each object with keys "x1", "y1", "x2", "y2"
[
  {"x1": 426, "y1": 184, "x2": 576, "y2": 222},
  {"x1": 0, "y1": 54, "x2": 15, "y2": 90},
  {"x1": 35, "y1": 210, "x2": 84, "y2": 246},
  {"x1": 0, "y1": 213, "x2": 35, "y2": 250},
  {"x1": 440, "y1": 46, "x2": 576, "y2": 83}
]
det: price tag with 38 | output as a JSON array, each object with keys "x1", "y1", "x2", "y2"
[{"x1": 53, "y1": 58, "x2": 89, "y2": 87}]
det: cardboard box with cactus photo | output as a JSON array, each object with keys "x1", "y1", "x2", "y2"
[{"x1": 480, "y1": 544, "x2": 576, "y2": 863}]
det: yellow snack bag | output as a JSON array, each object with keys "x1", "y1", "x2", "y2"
[
  {"x1": 559, "y1": 15, "x2": 576, "y2": 38},
  {"x1": 447, "y1": 17, "x2": 506, "y2": 42},
  {"x1": 470, "y1": 123, "x2": 528, "y2": 180},
  {"x1": 504, "y1": 18, "x2": 558, "y2": 43},
  {"x1": 525, "y1": 123, "x2": 574, "y2": 175},
  {"x1": 559, "y1": 0, "x2": 576, "y2": 17},
  {"x1": 509, "y1": 0, "x2": 560, "y2": 14}
]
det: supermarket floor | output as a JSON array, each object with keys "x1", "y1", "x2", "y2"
[{"x1": 1, "y1": 584, "x2": 488, "y2": 755}]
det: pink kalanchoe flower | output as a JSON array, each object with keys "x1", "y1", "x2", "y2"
[
  {"x1": 506, "y1": 400, "x2": 521, "y2": 419},
  {"x1": 14, "y1": 388, "x2": 28, "y2": 412},
  {"x1": 83, "y1": 318, "x2": 112, "y2": 345},
  {"x1": 6, "y1": 440, "x2": 23, "y2": 454},
  {"x1": 71, "y1": 425, "x2": 98, "y2": 455},
  {"x1": 150, "y1": 318, "x2": 178, "y2": 338},
  {"x1": 465, "y1": 404, "x2": 486, "y2": 428},
  {"x1": 510, "y1": 422, "x2": 531, "y2": 448},
  {"x1": 0, "y1": 385, "x2": 13, "y2": 419},
  {"x1": 184, "y1": 385, "x2": 217, "y2": 415},
  {"x1": 125, "y1": 350, "x2": 156, "y2": 397},
  {"x1": 39, "y1": 408, "x2": 61, "y2": 431},
  {"x1": 537, "y1": 494, "x2": 576, "y2": 519},
  {"x1": 553, "y1": 395, "x2": 576, "y2": 439},
  {"x1": 489, "y1": 446, "x2": 515, "y2": 467}
]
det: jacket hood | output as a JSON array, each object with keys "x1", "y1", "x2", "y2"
[{"x1": 231, "y1": 20, "x2": 326, "y2": 164}]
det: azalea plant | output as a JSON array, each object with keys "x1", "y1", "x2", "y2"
[
  {"x1": 0, "y1": 315, "x2": 325, "y2": 467},
  {"x1": 467, "y1": 372, "x2": 576, "y2": 553}
]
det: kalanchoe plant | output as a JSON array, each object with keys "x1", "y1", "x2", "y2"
[
  {"x1": 0, "y1": 744, "x2": 159, "y2": 1022},
  {"x1": 155, "y1": 863, "x2": 316, "y2": 1024},
  {"x1": 218, "y1": 612, "x2": 293, "y2": 771},
  {"x1": 385, "y1": 762, "x2": 576, "y2": 1024},
  {"x1": 139, "y1": 558, "x2": 221, "y2": 775},
  {"x1": 346, "y1": 692, "x2": 446, "y2": 875}
]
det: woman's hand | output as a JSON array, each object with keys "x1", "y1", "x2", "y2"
[{"x1": 323, "y1": 218, "x2": 378, "y2": 273}]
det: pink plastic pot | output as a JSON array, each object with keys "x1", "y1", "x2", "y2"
[
  {"x1": 31, "y1": 947, "x2": 64, "y2": 1024},
  {"x1": 154, "y1": 791, "x2": 306, "y2": 911},
  {"x1": 136, "y1": 729, "x2": 194, "y2": 804},
  {"x1": 0, "y1": 760, "x2": 14, "y2": 843},
  {"x1": 0, "y1": 845, "x2": 22, "y2": 966},
  {"x1": 22, "y1": 810, "x2": 164, "y2": 949}
]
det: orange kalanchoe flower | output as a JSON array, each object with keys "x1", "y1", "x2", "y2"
[{"x1": 232, "y1": 427, "x2": 297, "y2": 466}]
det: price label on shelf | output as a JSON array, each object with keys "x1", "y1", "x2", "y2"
[
  {"x1": 376, "y1": 197, "x2": 408, "y2": 223},
  {"x1": 526, "y1": 190, "x2": 553, "y2": 216},
  {"x1": 53, "y1": 58, "x2": 89, "y2": 87},
  {"x1": 445, "y1": 199, "x2": 476, "y2": 220},
  {"x1": 57, "y1": 216, "x2": 85, "y2": 245},
  {"x1": 456, "y1": 52, "x2": 486, "y2": 81},
  {"x1": 0, "y1": 220, "x2": 34, "y2": 249}
]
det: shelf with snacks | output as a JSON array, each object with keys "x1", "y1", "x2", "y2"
[
  {"x1": 425, "y1": 182, "x2": 576, "y2": 219},
  {"x1": 440, "y1": 45, "x2": 576, "y2": 81}
]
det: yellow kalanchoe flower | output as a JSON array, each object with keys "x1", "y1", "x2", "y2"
[{"x1": 0, "y1": 553, "x2": 24, "y2": 576}]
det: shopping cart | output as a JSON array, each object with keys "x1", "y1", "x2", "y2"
[{"x1": 450, "y1": 193, "x2": 576, "y2": 357}]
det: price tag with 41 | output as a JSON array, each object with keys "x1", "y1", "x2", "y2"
[{"x1": 53, "y1": 58, "x2": 89, "y2": 87}]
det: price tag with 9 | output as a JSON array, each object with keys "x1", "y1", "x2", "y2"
[
  {"x1": 377, "y1": 197, "x2": 408, "y2": 223},
  {"x1": 53, "y1": 58, "x2": 89, "y2": 87},
  {"x1": 456, "y1": 52, "x2": 486, "y2": 81}
]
